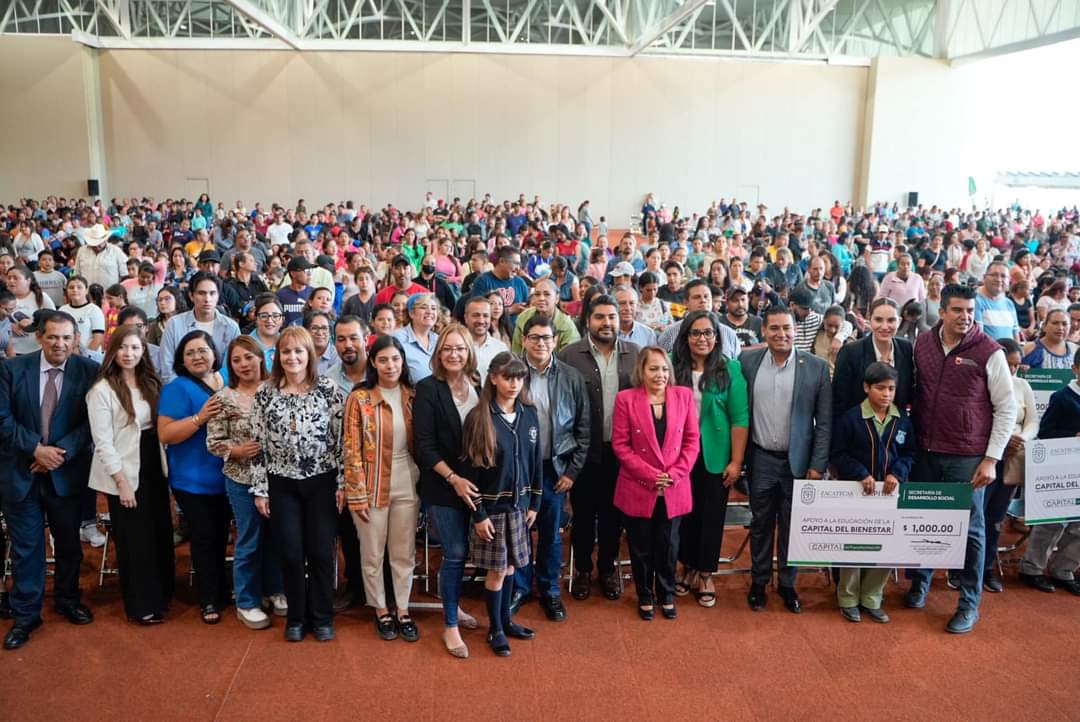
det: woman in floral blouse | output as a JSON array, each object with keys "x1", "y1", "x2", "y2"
[
  {"x1": 206, "y1": 336, "x2": 285, "y2": 631},
  {"x1": 250, "y1": 327, "x2": 344, "y2": 643}
]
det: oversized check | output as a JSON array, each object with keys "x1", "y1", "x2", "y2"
[
  {"x1": 789, "y1": 480, "x2": 971, "y2": 569},
  {"x1": 1024, "y1": 437, "x2": 1080, "y2": 525},
  {"x1": 1019, "y1": 369, "x2": 1072, "y2": 422}
]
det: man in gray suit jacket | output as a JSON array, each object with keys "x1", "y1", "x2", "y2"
[{"x1": 739, "y1": 305, "x2": 832, "y2": 614}]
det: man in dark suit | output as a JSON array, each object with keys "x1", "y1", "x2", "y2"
[
  {"x1": 832, "y1": 297, "x2": 914, "y2": 419},
  {"x1": 559, "y1": 294, "x2": 639, "y2": 602},
  {"x1": 0, "y1": 311, "x2": 99, "y2": 650},
  {"x1": 739, "y1": 305, "x2": 832, "y2": 614}
]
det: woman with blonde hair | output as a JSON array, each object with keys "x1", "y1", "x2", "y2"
[
  {"x1": 414, "y1": 323, "x2": 482, "y2": 657},
  {"x1": 250, "y1": 327, "x2": 344, "y2": 642}
]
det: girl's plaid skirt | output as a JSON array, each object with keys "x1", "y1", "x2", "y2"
[{"x1": 469, "y1": 507, "x2": 531, "y2": 571}]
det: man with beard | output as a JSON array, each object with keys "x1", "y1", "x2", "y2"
[
  {"x1": 720, "y1": 287, "x2": 763, "y2": 350},
  {"x1": 463, "y1": 296, "x2": 508, "y2": 379},
  {"x1": 326, "y1": 315, "x2": 368, "y2": 612},
  {"x1": 559, "y1": 295, "x2": 639, "y2": 602}
]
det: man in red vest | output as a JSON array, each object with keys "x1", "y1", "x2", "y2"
[{"x1": 907, "y1": 283, "x2": 1017, "y2": 634}]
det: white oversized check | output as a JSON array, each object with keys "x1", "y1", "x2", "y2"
[
  {"x1": 788, "y1": 480, "x2": 971, "y2": 569},
  {"x1": 1024, "y1": 437, "x2": 1080, "y2": 525}
]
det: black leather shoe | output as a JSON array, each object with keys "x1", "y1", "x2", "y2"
[
  {"x1": 132, "y1": 613, "x2": 165, "y2": 626},
  {"x1": 601, "y1": 571, "x2": 621, "y2": 601},
  {"x1": 1019, "y1": 572, "x2": 1056, "y2": 593},
  {"x1": 487, "y1": 631, "x2": 511, "y2": 657},
  {"x1": 637, "y1": 605, "x2": 654, "y2": 621},
  {"x1": 0, "y1": 593, "x2": 12, "y2": 619},
  {"x1": 540, "y1": 595, "x2": 567, "y2": 622},
  {"x1": 778, "y1": 587, "x2": 801, "y2": 614},
  {"x1": 396, "y1": 615, "x2": 420, "y2": 643},
  {"x1": 505, "y1": 622, "x2": 535, "y2": 640},
  {"x1": 747, "y1": 584, "x2": 767, "y2": 611},
  {"x1": 376, "y1": 614, "x2": 398, "y2": 641},
  {"x1": 571, "y1": 572, "x2": 591, "y2": 601},
  {"x1": 660, "y1": 603, "x2": 677, "y2": 620},
  {"x1": 313, "y1": 624, "x2": 335, "y2": 642},
  {"x1": 1054, "y1": 578, "x2": 1080, "y2": 596},
  {"x1": 983, "y1": 570, "x2": 1004, "y2": 593},
  {"x1": 56, "y1": 603, "x2": 94, "y2": 625},
  {"x1": 284, "y1": 623, "x2": 305, "y2": 642},
  {"x1": 508, "y1": 590, "x2": 532, "y2": 617},
  {"x1": 4, "y1": 618, "x2": 43, "y2": 650},
  {"x1": 904, "y1": 582, "x2": 929, "y2": 608}
]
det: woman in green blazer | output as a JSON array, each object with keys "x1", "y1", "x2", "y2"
[{"x1": 671, "y1": 310, "x2": 749, "y2": 607}]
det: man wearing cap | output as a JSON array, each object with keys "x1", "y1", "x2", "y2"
[
  {"x1": 869, "y1": 224, "x2": 893, "y2": 279},
  {"x1": 607, "y1": 261, "x2": 636, "y2": 291},
  {"x1": 657, "y1": 279, "x2": 740, "y2": 357},
  {"x1": 510, "y1": 278, "x2": 580, "y2": 354},
  {"x1": 721, "y1": 286, "x2": 764, "y2": 350},
  {"x1": 373, "y1": 254, "x2": 429, "y2": 306},
  {"x1": 159, "y1": 271, "x2": 241, "y2": 384},
  {"x1": 197, "y1": 250, "x2": 242, "y2": 318},
  {"x1": 293, "y1": 240, "x2": 334, "y2": 292},
  {"x1": 74, "y1": 224, "x2": 128, "y2": 289},
  {"x1": 277, "y1": 257, "x2": 314, "y2": 327}
]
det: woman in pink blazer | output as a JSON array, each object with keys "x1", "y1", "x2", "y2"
[{"x1": 612, "y1": 346, "x2": 700, "y2": 621}]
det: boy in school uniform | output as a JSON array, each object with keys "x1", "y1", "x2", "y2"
[{"x1": 830, "y1": 362, "x2": 917, "y2": 623}]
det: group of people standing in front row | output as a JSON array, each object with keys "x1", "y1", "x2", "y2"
[{"x1": 2, "y1": 273, "x2": 1078, "y2": 658}]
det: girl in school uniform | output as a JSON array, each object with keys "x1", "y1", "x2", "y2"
[{"x1": 461, "y1": 351, "x2": 542, "y2": 657}]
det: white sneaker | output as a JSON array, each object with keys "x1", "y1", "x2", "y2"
[
  {"x1": 80, "y1": 524, "x2": 106, "y2": 548},
  {"x1": 237, "y1": 607, "x2": 271, "y2": 629},
  {"x1": 263, "y1": 594, "x2": 288, "y2": 617}
]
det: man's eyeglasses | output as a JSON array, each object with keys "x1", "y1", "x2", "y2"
[{"x1": 525, "y1": 334, "x2": 555, "y2": 343}]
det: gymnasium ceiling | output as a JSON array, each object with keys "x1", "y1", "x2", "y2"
[{"x1": 3, "y1": 0, "x2": 1079, "y2": 62}]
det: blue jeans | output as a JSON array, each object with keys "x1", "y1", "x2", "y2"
[
  {"x1": 226, "y1": 479, "x2": 283, "y2": 609},
  {"x1": 427, "y1": 503, "x2": 470, "y2": 628},
  {"x1": 514, "y1": 462, "x2": 564, "y2": 599},
  {"x1": 907, "y1": 453, "x2": 986, "y2": 612}
]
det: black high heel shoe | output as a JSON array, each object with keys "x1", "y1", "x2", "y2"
[{"x1": 638, "y1": 605, "x2": 655, "y2": 621}]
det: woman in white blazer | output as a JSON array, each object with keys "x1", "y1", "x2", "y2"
[{"x1": 87, "y1": 327, "x2": 173, "y2": 624}]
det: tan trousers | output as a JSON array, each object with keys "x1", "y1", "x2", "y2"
[{"x1": 353, "y1": 474, "x2": 419, "y2": 611}]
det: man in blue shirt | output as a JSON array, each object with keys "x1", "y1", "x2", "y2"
[
  {"x1": 276, "y1": 256, "x2": 314, "y2": 327},
  {"x1": 974, "y1": 262, "x2": 1020, "y2": 342},
  {"x1": 471, "y1": 245, "x2": 530, "y2": 323}
]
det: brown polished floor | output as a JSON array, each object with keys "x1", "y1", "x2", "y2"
[{"x1": 2, "y1": 523, "x2": 1079, "y2": 722}]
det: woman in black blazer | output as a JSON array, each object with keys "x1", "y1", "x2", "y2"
[
  {"x1": 413, "y1": 323, "x2": 483, "y2": 658},
  {"x1": 832, "y1": 298, "x2": 914, "y2": 419}
]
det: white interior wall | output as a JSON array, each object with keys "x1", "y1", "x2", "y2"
[
  {"x1": 0, "y1": 36, "x2": 93, "y2": 201},
  {"x1": 1, "y1": 37, "x2": 868, "y2": 221}
]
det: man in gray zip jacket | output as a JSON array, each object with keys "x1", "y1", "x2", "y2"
[{"x1": 511, "y1": 313, "x2": 590, "y2": 622}]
